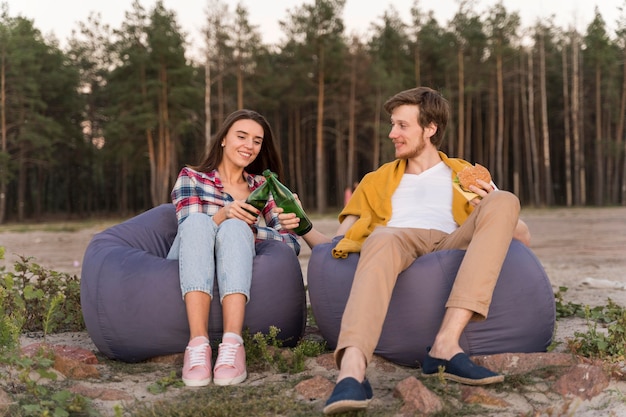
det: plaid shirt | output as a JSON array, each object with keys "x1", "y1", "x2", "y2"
[{"x1": 171, "y1": 167, "x2": 300, "y2": 255}]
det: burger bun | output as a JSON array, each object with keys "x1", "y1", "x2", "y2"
[{"x1": 457, "y1": 164, "x2": 492, "y2": 192}]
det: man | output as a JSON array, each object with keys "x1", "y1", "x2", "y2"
[{"x1": 278, "y1": 86, "x2": 530, "y2": 415}]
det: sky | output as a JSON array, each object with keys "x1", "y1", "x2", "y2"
[{"x1": 3, "y1": 0, "x2": 625, "y2": 49}]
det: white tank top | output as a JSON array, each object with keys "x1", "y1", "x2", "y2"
[{"x1": 387, "y1": 161, "x2": 458, "y2": 233}]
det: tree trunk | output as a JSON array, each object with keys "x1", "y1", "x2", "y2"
[
  {"x1": 475, "y1": 92, "x2": 484, "y2": 164},
  {"x1": 347, "y1": 48, "x2": 356, "y2": 189},
  {"x1": 527, "y1": 50, "x2": 541, "y2": 206},
  {"x1": 120, "y1": 155, "x2": 129, "y2": 216},
  {"x1": 34, "y1": 165, "x2": 42, "y2": 220},
  {"x1": 496, "y1": 50, "x2": 504, "y2": 184},
  {"x1": 571, "y1": 32, "x2": 585, "y2": 205},
  {"x1": 334, "y1": 112, "x2": 344, "y2": 206},
  {"x1": 205, "y1": 58, "x2": 212, "y2": 152},
  {"x1": 594, "y1": 63, "x2": 603, "y2": 205},
  {"x1": 520, "y1": 56, "x2": 534, "y2": 204},
  {"x1": 618, "y1": 47, "x2": 626, "y2": 205},
  {"x1": 287, "y1": 110, "x2": 295, "y2": 182},
  {"x1": 315, "y1": 43, "x2": 327, "y2": 213},
  {"x1": 0, "y1": 45, "x2": 6, "y2": 223},
  {"x1": 17, "y1": 146, "x2": 25, "y2": 222},
  {"x1": 457, "y1": 47, "x2": 465, "y2": 159},
  {"x1": 273, "y1": 111, "x2": 281, "y2": 159},
  {"x1": 465, "y1": 93, "x2": 473, "y2": 160},
  {"x1": 512, "y1": 54, "x2": 521, "y2": 198},
  {"x1": 539, "y1": 35, "x2": 553, "y2": 206},
  {"x1": 487, "y1": 78, "x2": 496, "y2": 167},
  {"x1": 217, "y1": 55, "x2": 224, "y2": 126},
  {"x1": 373, "y1": 89, "x2": 382, "y2": 171},
  {"x1": 140, "y1": 62, "x2": 158, "y2": 209},
  {"x1": 295, "y1": 107, "x2": 304, "y2": 206},
  {"x1": 237, "y1": 63, "x2": 244, "y2": 109},
  {"x1": 156, "y1": 63, "x2": 172, "y2": 205},
  {"x1": 562, "y1": 43, "x2": 573, "y2": 207},
  {"x1": 414, "y1": 40, "x2": 420, "y2": 86}
]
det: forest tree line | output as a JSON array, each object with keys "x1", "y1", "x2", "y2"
[{"x1": 1, "y1": 0, "x2": 626, "y2": 223}]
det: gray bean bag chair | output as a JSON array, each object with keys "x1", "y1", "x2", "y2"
[
  {"x1": 81, "y1": 203, "x2": 306, "y2": 363},
  {"x1": 307, "y1": 237, "x2": 555, "y2": 367}
]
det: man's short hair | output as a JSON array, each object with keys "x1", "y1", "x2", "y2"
[{"x1": 383, "y1": 87, "x2": 449, "y2": 148}]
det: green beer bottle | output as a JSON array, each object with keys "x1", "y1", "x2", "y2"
[
  {"x1": 263, "y1": 169, "x2": 313, "y2": 236},
  {"x1": 244, "y1": 178, "x2": 270, "y2": 217}
]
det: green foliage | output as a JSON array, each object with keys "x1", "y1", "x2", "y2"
[
  {"x1": 553, "y1": 286, "x2": 615, "y2": 322},
  {"x1": 0, "y1": 248, "x2": 94, "y2": 417},
  {"x1": 0, "y1": 287, "x2": 24, "y2": 353},
  {"x1": 14, "y1": 387, "x2": 95, "y2": 417},
  {"x1": 1, "y1": 255, "x2": 84, "y2": 333},
  {"x1": 554, "y1": 287, "x2": 586, "y2": 319},
  {"x1": 557, "y1": 286, "x2": 626, "y2": 361},
  {"x1": 568, "y1": 302, "x2": 626, "y2": 361},
  {"x1": 242, "y1": 326, "x2": 327, "y2": 374},
  {"x1": 147, "y1": 371, "x2": 185, "y2": 394},
  {"x1": 293, "y1": 338, "x2": 327, "y2": 358},
  {"x1": 0, "y1": 350, "x2": 78, "y2": 416}
]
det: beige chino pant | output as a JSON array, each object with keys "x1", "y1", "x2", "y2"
[{"x1": 334, "y1": 191, "x2": 521, "y2": 367}]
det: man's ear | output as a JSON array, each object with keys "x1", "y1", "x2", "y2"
[{"x1": 424, "y1": 122, "x2": 437, "y2": 140}]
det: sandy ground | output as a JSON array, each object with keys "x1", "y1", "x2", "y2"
[{"x1": 2, "y1": 206, "x2": 626, "y2": 415}]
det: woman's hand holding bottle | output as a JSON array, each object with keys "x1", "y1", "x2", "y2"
[
  {"x1": 221, "y1": 200, "x2": 260, "y2": 225},
  {"x1": 275, "y1": 193, "x2": 303, "y2": 231}
]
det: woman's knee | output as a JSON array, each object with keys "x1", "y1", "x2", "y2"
[
  {"x1": 218, "y1": 218, "x2": 253, "y2": 239},
  {"x1": 216, "y1": 219, "x2": 255, "y2": 257},
  {"x1": 181, "y1": 212, "x2": 217, "y2": 233},
  {"x1": 169, "y1": 213, "x2": 216, "y2": 259}
]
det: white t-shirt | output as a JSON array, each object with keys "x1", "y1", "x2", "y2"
[{"x1": 386, "y1": 161, "x2": 458, "y2": 234}]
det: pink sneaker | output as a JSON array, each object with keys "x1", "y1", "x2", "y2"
[
  {"x1": 182, "y1": 336, "x2": 212, "y2": 387},
  {"x1": 213, "y1": 337, "x2": 247, "y2": 386}
]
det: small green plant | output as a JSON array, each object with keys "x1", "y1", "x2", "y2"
[
  {"x1": 243, "y1": 326, "x2": 327, "y2": 374},
  {"x1": 147, "y1": 370, "x2": 185, "y2": 394},
  {"x1": 555, "y1": 287, "x2": 626, "y2": 361},
  {"x1": 555, "y1": 287, "x2": 614, "y2": 323},
  {"x1": 554, "y1": 286, "x2": 585, "y2": 319},
  {"x1": 568, "y1": 304, "x2": 626, "y2": 361},
  {"x1": 0, "y1": 320, "x2": 96, "y2": 417},
  {"x1": 1, "y1": 254, "x2": 84, "y2": 333},
  {"x1": 293, "y1": 338, "x2": 326, "y2": 357},
  {"x1": 0, "y1": 248, "x2": 95, "y2": 416},
  {"x1": 0, "y1": 288, "x2": 24, "y2": 353},
  {"x1": 291, "y1": 338, "x2": 327, "y2": 373}
]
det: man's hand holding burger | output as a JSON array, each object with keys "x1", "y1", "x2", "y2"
[
  {"x1": 456, "y1": 163, "x2": 494, "y2": 207},
  {"x1": 456, "y1": 163, "x2": 531, "y2": 246}
]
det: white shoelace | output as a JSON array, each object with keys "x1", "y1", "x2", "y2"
[
  {"x1": 215, "y1": 342, "x2": 240, "y2": 368},
  {"x1": 187, "y1": 342, "x2": 209, "y2": 368}
]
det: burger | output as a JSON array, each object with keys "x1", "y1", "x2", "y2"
[{"x1": 455, "y1": 164, "x2": 492, "y2": 192}]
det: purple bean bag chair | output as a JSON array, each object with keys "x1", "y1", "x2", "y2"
[
  {"x1": 307, "y1": 237, "x2": 555, "y2": 367},
  {"x1": 81, "y1": 204, "x2": 306, "y2": 362}
]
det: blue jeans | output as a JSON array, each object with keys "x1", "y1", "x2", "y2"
[{"x1": 167, "y1": 213, "x2": 255, "y2": 302}]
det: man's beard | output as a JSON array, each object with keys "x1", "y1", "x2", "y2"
[{"x1": 396, "y1": 135, "x2": 427, "y2": 159}]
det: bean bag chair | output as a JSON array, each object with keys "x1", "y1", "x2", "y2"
[
  {"x1": 81, "y1": 203, "x2": 306, "y2": 363},
  {"x1": 307, "y1": 237, "x2": 555, "y2": 368}
]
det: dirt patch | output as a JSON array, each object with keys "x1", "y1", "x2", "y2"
[{"x1": 2, "y1": 207, "x2": 626, "y2": 416}]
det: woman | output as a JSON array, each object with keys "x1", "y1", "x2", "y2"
[{"x1": 167, "y1": 109, "x2": 299, "y2": 387}]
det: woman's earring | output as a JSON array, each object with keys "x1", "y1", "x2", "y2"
[{"x1": 221, "y1": 142, "x2": 225, "y2": 147}]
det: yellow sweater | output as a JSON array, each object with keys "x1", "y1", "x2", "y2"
[{"x1": 332, "y1": 152, "x2": 476, "y2": 258}]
